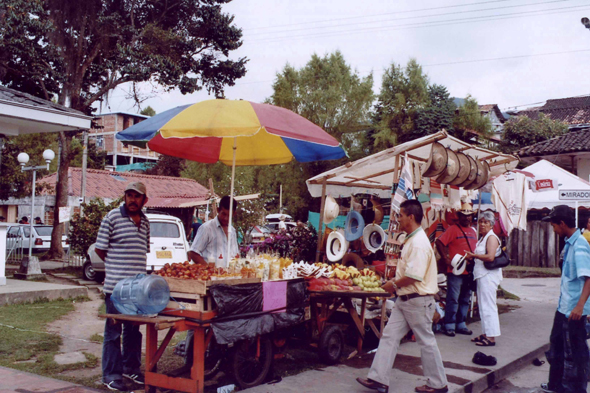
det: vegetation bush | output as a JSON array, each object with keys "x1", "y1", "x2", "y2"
[{"x1": 68, "y1": 198, "x2": 121, "y2": 255}]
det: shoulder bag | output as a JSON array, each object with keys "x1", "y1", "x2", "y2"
[{"x1": 483, "y1": 233, "x2": 510, "y2": 270}]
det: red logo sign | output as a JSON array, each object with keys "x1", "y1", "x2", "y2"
[{"x1": 535, "y1": 179, "x2": 554, "y2": 190}]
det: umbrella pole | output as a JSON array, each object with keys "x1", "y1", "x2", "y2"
[{"x1": 227, "y1": 137, "x2": 237, "y2": 268}]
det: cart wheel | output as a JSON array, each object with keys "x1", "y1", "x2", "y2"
[
  {"x1": 231, "y1": 336, "x2": 273, "y2": 389},
  {"x1": 204, "y1": 334, "x2": 224, "y2": 378},
  {"x1": 318, "y1": 325, "x2": 344, "y2": 364}
]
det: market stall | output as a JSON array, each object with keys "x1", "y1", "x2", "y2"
[{"x1": 306, "y1": 130, "x2": 520, "y2": 265}]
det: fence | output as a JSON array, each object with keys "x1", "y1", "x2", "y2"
[
  {"x1": 6, "y1": 235, "x2": 24, "y2": 264},
  {"x1": 506, "y1": 220, "x2": 560, "y2": 268}
]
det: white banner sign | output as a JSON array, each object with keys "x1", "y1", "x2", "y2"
[
  {"x1": 559, "y1": 190, "x2": 590, "y2": 201},
  {"x1": 58, "y1": 207, "x2": 71, "y2": 223}
]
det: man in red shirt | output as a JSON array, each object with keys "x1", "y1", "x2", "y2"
[{"x1": 435, "y1": 203, "x2": 477, "y2": 337}]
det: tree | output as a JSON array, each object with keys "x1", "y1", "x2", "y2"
[
  {"x1": 144, "y1": 155, "x2": 186, "y2": 177},
  {"x1": 500, "y1": 113, "x2": 568, "y2": 154},
  {"x1": 372, "y1": 59, "x2": 430, "y2": 148},
  {"x1": 68, "y1": 197, "x2": 121, "y2": 255},
  {"x1": 0, "y1": 0, "x2": 247, "y2": 259},
  {"x1": 140, "y1": 106, "x2": 156, "y2": 117},
  {"x1": 268, "y1": 51, "x2": 374, "y2": 158},
  {"x1": 414, "y1": 84, "x2": 456, "y2": 139},
  {"x1": 452, "y1": 95, "x2": 493, "y2": 142}
]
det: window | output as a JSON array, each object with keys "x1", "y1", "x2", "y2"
[
  {"x1": 35, "y1": 226, "x2": 53, "y2": 236},
  {"x1": 8, "y1": 227, "x2": 20, "y2": 238},
  {"x1": 96, "y1": 135, "x2": 104, "y2": 148},
  {"x1": 150, "y1": 222, "x2": 180, "y2": 238}
]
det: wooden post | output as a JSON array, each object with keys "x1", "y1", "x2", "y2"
[{"x1": 315, "y1": 178, "x2": 328, "y2": 263}]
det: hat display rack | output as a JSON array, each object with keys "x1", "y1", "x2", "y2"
[{"x1": 309, "y1": 130, "x2": 520, "y2": 263}]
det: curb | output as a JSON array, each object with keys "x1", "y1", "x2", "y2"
[{"x1": 457, "y1": 342, "x2": 550, "y2": 393}]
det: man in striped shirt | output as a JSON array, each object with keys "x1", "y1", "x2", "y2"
[{"x1": 95, "y1": 182, "x2": 150, "y2": 391}]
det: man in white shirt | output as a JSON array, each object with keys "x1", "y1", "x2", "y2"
[{"x1": 188, "y1": 195, "x2": 239, "y2": 268}]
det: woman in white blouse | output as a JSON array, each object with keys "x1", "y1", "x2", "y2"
[{"x1": 465, "y1": 211, "x2": 502, "y2": 347}]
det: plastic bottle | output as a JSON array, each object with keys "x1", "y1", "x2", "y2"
[{"x1": 111, "y1": 274, "x2": 170, "y2": 315}]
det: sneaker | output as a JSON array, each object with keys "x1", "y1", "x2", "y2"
[
  {"x1": 443, "y1": 329, "x2": 455, "y2": 337},
  {"x1": 540, "y1": 382, "x2": 559, "y2": 393},
  {"x1": 103, "y1": 380, "x2": 128, "y2": 391},
  {"x1": 123, "y1": 372, "x2": 145, "y2": 385}
]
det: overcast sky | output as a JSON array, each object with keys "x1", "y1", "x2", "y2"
[{"x1": 99, "y1": 0, "x2": 590, "y2": 115}]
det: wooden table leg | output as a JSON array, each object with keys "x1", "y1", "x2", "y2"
[
  {"x1": 191, "y1": 328, "x2": 206, "y2": 393},
  {"x1": 357, "y1": 298, "x2": 367, "y2": 353},
  {"x1": 145, "y1": 323, "x2": 158, "y2": 393}
]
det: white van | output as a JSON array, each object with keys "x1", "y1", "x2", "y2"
[{"x1": 83, "y1": 213, "x2": 189, "y2": 282}]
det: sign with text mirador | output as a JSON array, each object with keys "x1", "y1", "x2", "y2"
[{"x1": 559, "y1": 190, "x2": 590, "y2": 201}]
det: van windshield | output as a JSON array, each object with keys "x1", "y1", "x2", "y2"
[{"x1": 150, "y1": 222, "x2": 180, "y2": 238}]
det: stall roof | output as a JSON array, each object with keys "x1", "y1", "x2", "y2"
[{"x1": 306, "y1": 130, "x2": 519, "y2": 198}]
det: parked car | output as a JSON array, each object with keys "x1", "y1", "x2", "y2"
[
  {"x1": 264, "y1": 213, "x2": 296, "y2": 233},
  {"x1": 244, "y1": 225, "x2": 273, "y2": 245},
  {"x1": 83, "y1": 213, "x2": 190, "y2": 282},
  {"x1": 265, "y1": 221, "x2": 296, "y2": 233},
  {"x1": 6, "y1": 224, "x2": 69, "y2": 254}
]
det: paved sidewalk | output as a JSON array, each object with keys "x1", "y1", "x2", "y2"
[
  {"x1": 0, "y1": 278, "x2": 88, "y2": 306},
  {"x1": 0, "y1": 366, "x2": 102, "y2": 392},
  {"x1": 244, "y1": 277, "x2": 560, "y2": 393}
]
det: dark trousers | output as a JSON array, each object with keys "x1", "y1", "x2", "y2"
[
  {"x1": 444, "y1": 273, "x2": 473, "y2": 331},
  {"x1": 102, "y1": 294, "x2": 142, "y2": 383},
  {"x1": 546, "y1": 311, "x2": 589, "y2": 393}
]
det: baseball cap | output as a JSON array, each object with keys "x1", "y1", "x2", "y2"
[
  {"x1": 542, "y1": 205, "x2": 573, "y2": 222},
  {"x1": 124, "y1": 182, "x2": 147, "y2": 196}
]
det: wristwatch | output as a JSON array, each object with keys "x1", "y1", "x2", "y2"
[{"x1": 391, "y1": 281, "x2": 398, "y2": 291}]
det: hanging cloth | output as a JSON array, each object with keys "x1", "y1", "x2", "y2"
[{"x1": 491, "y1": 172, "x2": 528, "y2": 234}]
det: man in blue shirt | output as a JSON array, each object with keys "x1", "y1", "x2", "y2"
[{"x1": 541, "y1": 205, "x2": 590, "y2": 393}]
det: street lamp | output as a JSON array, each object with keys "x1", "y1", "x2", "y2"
[
  {"x1": 582, "y1": 17, "x2": 590, "y2": 30},
  {"x1": 17, "y1": 149, "x2": 55, "y2": 257}
]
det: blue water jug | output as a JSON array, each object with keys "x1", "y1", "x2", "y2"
[{"x1": 111, "y1": 274, "x2": 170, "y2": 315}]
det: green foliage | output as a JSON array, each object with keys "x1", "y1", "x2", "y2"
[
  {"x1": 0, "y1": 133, "x2": 59, "y2": 199},
  {"x1": 68, "y1": 197, "x2": 121, "y2": 255},
  {"x1": 372, "y1": 59, "x2": 430, "y2": 148},
  {"x1": 414, "y1": 84, "x2": 456, "y2": 139},
  {"x1": 452, "y1": 95, "x2": 493, "y2": 141},
  {"x1": 500, "y1": 113, "x2": 568, "y2": 154},
  {"x1": 144, "y1": 155, "x2": 186, "y2": 177},
  {"x1": 69, "y1": 138, "x2": 108, "y2": 170},
  {"x1": 140, "y1": 106, "x2": 156, "y2": 117},
  {"x1": 248, "y1": 224, "x2": 318, "y2": 262},
  {"x1": 268, "y1": 51, "x2": 374, "y2": 158}
]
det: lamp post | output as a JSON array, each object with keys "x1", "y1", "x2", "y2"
[
  {"x1": 582, "y1": 17, "x2": 590, "y2": 31},
  {"x1": 17, "y1": 149, "x2": 55, "y2": 257}
]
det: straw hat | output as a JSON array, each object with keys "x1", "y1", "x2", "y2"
[
  {"x1": 362, "y1": 224, "x2": 386, "y2": 253},
  {"x1": 371, "y1": 195, "x2": 384, "y2": 225},
  {"x1": 323, "y1": 196, "x2": 339, "y2": 224},
  {"x1": 457, "y1": 202, "x2": 475, "y2": 216},
  {"x1": 326, "y1": 229, "x2": 348, "y2": 262},
  {"x1": 465, "y1": 160, "x2": 490, "y2": 190},
  {"x1": 344, "y1": 210, "x2": 365, "y2": 241},
  {"x1": 458, "y1": 155, "x2": 479, "y2": 188},
  {"x1": 436, "y1": 149, "x2": 461, "y2": 184},
  {"x1": 422, "y1": 142, "x2": 448, "y2": 178},
  {"x1": 448, "y1": 152, "x2": 471, "y2": 186},
  {"x1": 451, "y1": 254, "x2": 467, "y2": 275}
]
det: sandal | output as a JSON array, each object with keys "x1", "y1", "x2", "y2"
[
  {"x1": 475, "y1": 337, "x2": 496, "y2": 347},
  {"x1": 471, "y1": 334, "x2": 486, "y2": 343}
]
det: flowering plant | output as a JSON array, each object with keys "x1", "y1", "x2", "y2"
[{"x1": 241, "y1": 223, "x2": 317, "y2": 262}]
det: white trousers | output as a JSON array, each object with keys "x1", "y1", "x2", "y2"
[
  {"x1": 476, "y1": 273, "x2": 501, "y2": 337},
  {"x1": 368, "y1": 295, "x2": 448, "y2": 389}
]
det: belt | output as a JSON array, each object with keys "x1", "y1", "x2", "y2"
[{"x1": 398, "y1": 293, "x2": 432, "y2": 301}]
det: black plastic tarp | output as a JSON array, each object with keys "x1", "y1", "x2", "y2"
[{"x1": 208, "y1": 279, "x2": 308, "y2": 345}]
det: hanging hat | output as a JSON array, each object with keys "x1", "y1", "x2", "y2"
[
  {"x1": 371, "y1": 195, "x2": 384, "y2": 225},
  {"x1": 448, "y1": 152, "x2": 471, "y2": 186},
  {"x1": 451, "y1": 254, "x2": 467, "y2": 275},
  {"x1": 466, "y1": 160, "x2": 490, "y2": 190},
  {"x1": 326, "y1": 229, "x2": 348, "y2": 262},
  {"x1": 436, "y1": 149, "x2": 461, "y2": 184},
  {"x1": 422, "y1": 142, "x2": 448, "y2": 178},
  {"x1": 457, "y1": 202, "x2": 475, "y2": 216},
  {"x1": 344, "y1": 210, "x2": 365, "y2": 241},
  {"x1": 362, "y1": 224, "x2": 386, "y2": 253},
  {"x1": 323, "y1": 196, "x2": 339, "y2": 224},
  {"x1": 458, "y1": 155, "x2": 479, "y2": 188}
]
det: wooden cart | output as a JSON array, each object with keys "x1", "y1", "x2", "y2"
[{"x1": 309, "y1": 290, "x2": 391, "y2": 362}]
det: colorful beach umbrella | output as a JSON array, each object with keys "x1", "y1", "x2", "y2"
[{"x1": 116, "y1": 99, "x2": 346, "y2": 266}]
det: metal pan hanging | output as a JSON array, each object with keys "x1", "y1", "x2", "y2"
[
  {"x1": 458, "y1": 155, "x2": 479, "y2": 188},
  {"x1": 448, "y1": 152, "x2": 471, "y2": 186},
  {"x1": 435, "y1": 149, "x2": 461, "y2": 184},
  {"x1": 421, "y1": 142, "x2": 448, "y2": 178}
]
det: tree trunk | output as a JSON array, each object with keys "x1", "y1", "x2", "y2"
[{"x1": 45, "y1": 131, "x2": 70, "y2": 260}]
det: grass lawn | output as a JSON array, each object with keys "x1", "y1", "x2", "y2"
[
  {"x1": 503, "y1": 266, "x2": 561, "y2": 278},
  {"x1": 0, "y1": 297, "x2": 98, "y2": 378}
]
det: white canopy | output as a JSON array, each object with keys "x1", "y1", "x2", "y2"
[
  {"x1": 306, "y1": 130, "x2": 519, "y2": 198},
  {"x1": 524, "y1": 160, "x2": 590, "y2": 210}
]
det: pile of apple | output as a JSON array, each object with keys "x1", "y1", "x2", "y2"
[
  {"x1": 352, "y1": 275, "x2": 386, "y2": 292},
  {"x1": 155, "y1": 261, "x2": 215, "y2": 281}
]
